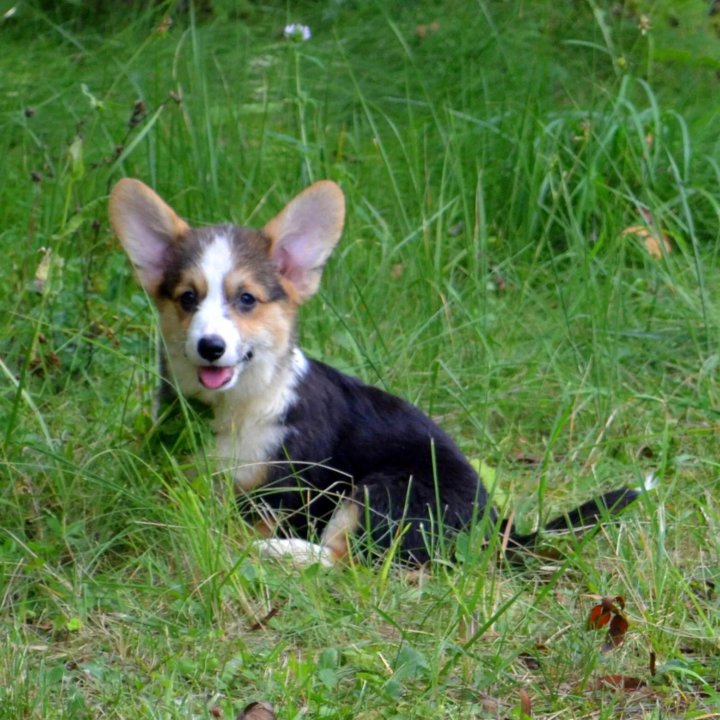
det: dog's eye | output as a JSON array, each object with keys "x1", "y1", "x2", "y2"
[
  {"x1": 236, "y1": 292, "x2": 257, "y2": 310},
  {"x1": 178, "y1": 290, "x2": 198, "y2": 312}
]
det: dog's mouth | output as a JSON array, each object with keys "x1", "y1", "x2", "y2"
[
  {"x1": 198, "y1": 366, "x2": 235, "y2": 390},
  {"x1": 197, "y1": 351, "x2": 253, "y2": 390}
]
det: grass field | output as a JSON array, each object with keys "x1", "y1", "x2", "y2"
[{"x1": 2, "y1": 1, "x2": 720, "y2": 717}]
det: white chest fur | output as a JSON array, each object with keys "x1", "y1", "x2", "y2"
[{"x1": 211, "y1": 348, "x2": 308, "y2": 491}]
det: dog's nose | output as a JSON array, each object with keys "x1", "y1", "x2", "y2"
[{"x1": 197, "y1": 335, "x2": 226, "y2": 362}]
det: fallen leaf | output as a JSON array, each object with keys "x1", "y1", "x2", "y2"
[
  {"x1": 587, "y1": 595, "x2": 624, "y2": 629},
  {"x1": 602, "y1": 612, "x2": 629, "y2": 651},
  {"x1": 518, "y1": 688, "x2": 532, "y2": 717},
  {"x1": 587, "y1": 596, "x2": 629, "y2": 652},
  {"x1": 621, "y1": 223, "x2": 671, "y2": 258},
  {"x1": 594, "y1": 674, "x2": 646, "y2": 690}
]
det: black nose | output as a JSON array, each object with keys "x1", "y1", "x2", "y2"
[{"x1": 197, "y1": 335, "x2": 226, "y2": 362}]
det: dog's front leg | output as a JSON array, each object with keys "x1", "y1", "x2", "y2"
[{"x1": 252, "y1": 500, "x2": 360, "y2": 568}]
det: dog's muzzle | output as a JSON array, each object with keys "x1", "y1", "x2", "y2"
[{"x1": 195, "y1": 336, "x2": 254, "y2": 390}]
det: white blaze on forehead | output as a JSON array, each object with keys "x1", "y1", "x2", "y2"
[
  {"x1": 200, "y1": 234, "x2": 233, "y2": 306},
  {"x1": 186, "y1": 235, "x2": 242, "y2": 364}
]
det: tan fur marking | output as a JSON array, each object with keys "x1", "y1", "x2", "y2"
[
  {"x1": 276, "y1": 277, "x2": 303, "y2": 305},
  {"x1": 253, "y1": 516, "x2": 277, "y2": 539},
  {"x1": 223, "y1": 269, "x2": 269, "y2": 303},
  {"x1": 321, "y1": 501, "x2": 360, "y2": 561},
  {"x1": 251, "y1": 499, "x2": 358, "y2": 568},
  {"x1": 175, "y1": 267, "x2": 209, "y2": 301},
  {"x1": 227, "y1": 300, "x2": 296, "y2": 360},
  {"x1": 169, "y1": 268, "x2": 210, "y2": 328}
]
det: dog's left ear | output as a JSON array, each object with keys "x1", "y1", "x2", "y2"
[{"x1": 264, "y1": 181, "x2": 345, "y2": 303}]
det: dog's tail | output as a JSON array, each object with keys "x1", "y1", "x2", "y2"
[{"x1": 502, "y1": 474, "x2": 656, "y2": 554}]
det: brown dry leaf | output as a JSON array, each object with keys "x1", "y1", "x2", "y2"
[
  {"x1": 602, "y1": 612, "x2": 629, "y2": 652},
  {"x1": 237, "y1": 701, "x2": 276, "y2": 720},
  {"x1": 586, "y1": 595, "x2": 629, "y2": 652},
  {"x1": 594, "y1": 675, "x2": 646, "y2": 691},
  {"x1": 518, "y1": 688, "x2": 532, "y2": 718},
  {"x1": 621, "y1": 224, "x2": 671, "y2": 258},
  {"x1": 587, "y1": 595, "x2": 623, "y2": 629}
]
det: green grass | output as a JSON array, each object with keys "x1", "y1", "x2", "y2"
[{"x1": 2, "y1": 0, "x2": 720, "y2": 717}]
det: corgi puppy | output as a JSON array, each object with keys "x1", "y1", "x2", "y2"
[{"x1": 110, "y1": 179, "x2": 640, "y2": 567}]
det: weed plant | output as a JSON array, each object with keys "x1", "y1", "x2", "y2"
[{"x1": 1, "y1": 1, "x2": 720, "y2": 717}]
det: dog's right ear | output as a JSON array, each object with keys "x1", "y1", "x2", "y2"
[{"x1": 109, "y1": 179, "x2": 189, "y2": 295}]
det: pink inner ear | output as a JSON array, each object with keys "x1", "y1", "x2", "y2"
[
  {"x1": 274, "y1": 246, "x2": 291, "y2": 277},
  {"x1": 273, "y1": 244, "x2": 308, "y2": 288},
  {"x1": 273, "y1": 232, "x2": 323, "y2": 281},
  {"x1": 121, "y1": 208, "x2": 179, "y2": 292},
  {"x1": 122, "y1": 217, "x2": 172, "y2": 290},
  {"x1": 264, "y1": 180, "x2": 345, "y2": 300},
  {"x1": 135, "y1": 242, "x2": 170, "y2": 288}
]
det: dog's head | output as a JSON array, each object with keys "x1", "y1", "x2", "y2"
[{"x1": 110, "y1": 179, "x2": 345, "y2": 403}]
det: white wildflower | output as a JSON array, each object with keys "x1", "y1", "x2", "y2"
[{"x1": 284, "y1": 23, "x2": 311, "y2": 42}]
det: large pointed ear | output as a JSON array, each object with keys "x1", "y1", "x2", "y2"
[
  {"x1": 109, "y1": 178, "x2": 189, "y2": 295},
  {"x1": 263, "y1": 180, "x2": 345, "y2": 303}
]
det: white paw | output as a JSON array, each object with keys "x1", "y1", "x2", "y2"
[{"x1": 253, "y1": 538, "x2": 335, "y2": 568}]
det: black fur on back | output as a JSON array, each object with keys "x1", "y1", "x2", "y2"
[{"x1": 242, "y1": 359, "x2": 637, "y2": 563}]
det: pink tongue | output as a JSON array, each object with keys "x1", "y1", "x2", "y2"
[{"x1": 198, "y1": 366, "x2": 234, "y2": 389}]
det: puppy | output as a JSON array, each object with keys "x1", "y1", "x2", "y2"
[{"x1": 110, "y1": 179, "x2": 640, "y2": 567}]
